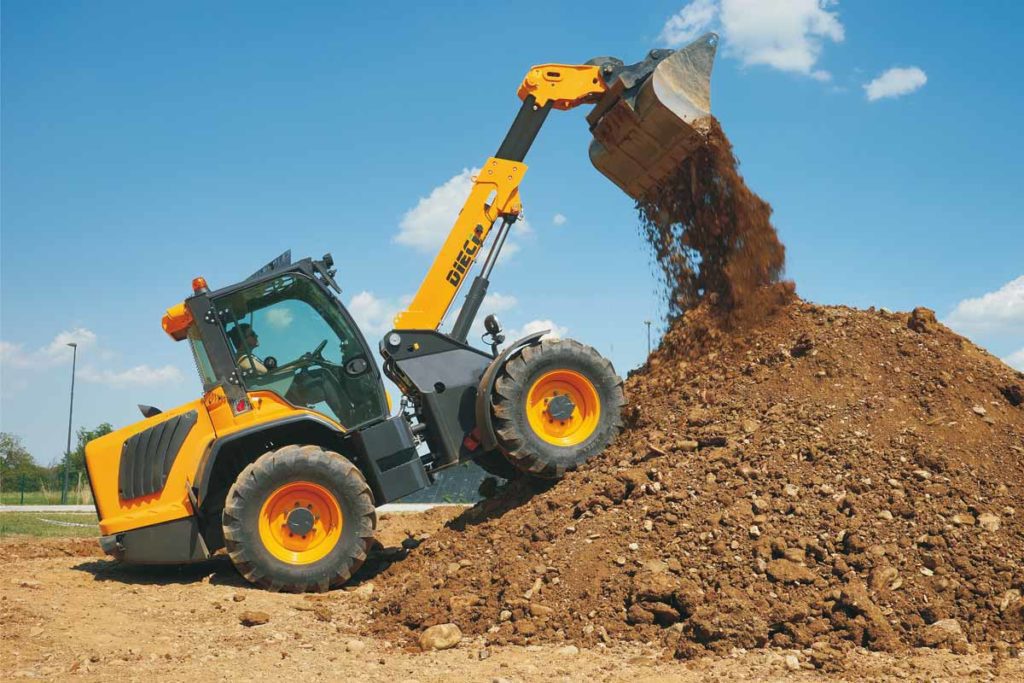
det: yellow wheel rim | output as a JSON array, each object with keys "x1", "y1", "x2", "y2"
[
  {"x1": 258, "y1": 481, "x2": 343, "y2": 565},
  {"x1": 525, "y1": 369, "x2": 601, "y2": 446}
]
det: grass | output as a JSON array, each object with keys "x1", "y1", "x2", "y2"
[
  {"x1": 0, "y1": 488, "x2": 94, "y2": 505},
  {"x1": 0, "y1": 512, "x2": 99, "y2": 538}
]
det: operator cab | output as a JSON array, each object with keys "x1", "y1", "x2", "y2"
[
  {"x1": 210, "y1": 273, "x2": 385, "y2": 428},
  {"x1": 179, "y1": 252, "x2": 388, "y2": 431}
]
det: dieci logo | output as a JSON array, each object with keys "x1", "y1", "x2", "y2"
[{"x1": 445, "y1": 227, "x2": 484, "y2": 286}]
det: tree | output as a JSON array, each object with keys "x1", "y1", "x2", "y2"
[
  {"x1": 65, "y1": 423, "x2": 114, "y2": 472},
  {"x1": 0, "y1": 432, "x2": 49, "y2": 490}
]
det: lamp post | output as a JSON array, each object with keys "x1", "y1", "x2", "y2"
[
  {"x1": 644, "y1": 320, "x2": 652, "y2": 357},
  {"x1": 61, "y1": 342, "x2": 78, "y2": 505}
]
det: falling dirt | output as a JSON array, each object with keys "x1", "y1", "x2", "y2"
[
  {"x1": 637, "y1": 118, "x2": 789, "y2": 320},
  {"x1": 371, "y1": 300, "x2": 1024, "y2": 666}
]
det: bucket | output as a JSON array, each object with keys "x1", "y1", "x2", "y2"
[{"x1": 588, "y1": 33, "x2": 719, "y2": 201}]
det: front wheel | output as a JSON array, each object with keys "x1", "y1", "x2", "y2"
[
  {"x1": 222, "y1": 444, "x2": 376, "y2": 592},
  {"x1": 491, "y1": 339, "x2": 625, "y2": 478}
]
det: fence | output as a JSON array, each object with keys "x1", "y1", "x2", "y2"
[
  {"x1": 2, "y1": 461, "x2": 494, "y2": 506},
  {"x1": 0, "y1": 470, "x2": 94, "y2": 506}
]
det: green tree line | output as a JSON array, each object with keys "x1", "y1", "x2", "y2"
[{"x1": 0, "y1": 424, "x2": 113, "y2": 491}]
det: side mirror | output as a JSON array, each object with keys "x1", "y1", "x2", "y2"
[
  {"x1": 138, "y1": 404, "x2": 163, "y2": 418},
  {"x1": 264, "y1": 356, "x2": 278, "y2": 370}
]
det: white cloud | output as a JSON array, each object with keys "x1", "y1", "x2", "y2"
[
  {"x1": 0, "y1": 328, "x2": 97, "y2": 369},
  {"x1": 482, "y1": 292, "x2": 519, "y2": 313},
  {"x1": 944, "y1": 276, "x2": 1024, "y2": 338},
  {"x1": 1, "y1": 327, "x2": 185, "y2": 390},
  {"x1": 78, "y1": 364, "x2": 184, "y2": 387},
  {"x1": 397, "y1": 168, "x2": 477, "y2": 252},
  {"x1": 265, "y1": 308, "x2": 294, "y2": 330},
  {"x1": 659, "y1": 0, "x2": 844, "y2": 79},
  {"x1": 395, "y1": 168, "x2": 531, "y2": 263},
  {"x1": 348, "y1": 291, "x2": 406, "y2": 337},
  {"x1": 508, "y1": 319, "x2": 569, "y2": 341},
  {"x1": 43, "y1": 328, "x2": 97, "y2": 358},
  {"x1": 552, "y1": 213, "x2": 568, "y2": 227},
  {"x1": 659, "y1": 0, "x2": 718, "y2": 46},
  {"x1": 863, "y1": 66, "x2": 927, "y2": 101},
  {"x1": 0, "y1": 341, "x2": 31, "y2": 368},
  {"x1": 1004, "y1": 348, "x2": 1024, "y2": 371}
]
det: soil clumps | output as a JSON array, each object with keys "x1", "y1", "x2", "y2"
[
  {"x1": 372, "y1": 300, "x2": 1024, "y2": 661},
  {"x1": 370, "y1": 120, "x2": 1022, "y2": 664},
  {"x1": 637, "y1": 118, "x2": 788, "y2": 319}
]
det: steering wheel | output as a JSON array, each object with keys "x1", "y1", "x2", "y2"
[
  {"x1": 311, "y1": 339, "x2": 329, "y2": 358},
  {"x1": 295, "y1": 339, "x2": 331, "y2": 368}
]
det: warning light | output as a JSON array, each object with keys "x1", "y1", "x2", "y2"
[{"x1": 192, "y1": 277, "x2": 209, "y2": 293}]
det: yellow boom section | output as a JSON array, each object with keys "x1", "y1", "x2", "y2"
[
  {"x1": 393, "y1": 157, "x2": 527, "y2": 330},
  {"x1": 391, "y1": 63, "x2": 607, "y2": 332}
]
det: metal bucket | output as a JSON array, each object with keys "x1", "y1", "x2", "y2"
[{"x1": 588, "y1": 33, "x2": 719, "y2": 201}]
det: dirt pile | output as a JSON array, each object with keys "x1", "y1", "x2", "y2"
[
  {"x1": 372, "y1": 300, "x2": 1024, "y2": 662},
  {"x1": 637, "y1": 118, "x2": 788, "y2": 318}
]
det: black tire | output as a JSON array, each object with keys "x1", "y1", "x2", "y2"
[
  {"x1": 222, "y1": 444, "x2": 376, "y2": 592},
  {"x1": 491, "y1": 339, "x2": 625, "y2": 478}
]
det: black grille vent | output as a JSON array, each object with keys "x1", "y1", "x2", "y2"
[{"x1": 119, "y1": 411, "x2": 198, "y2": 500}]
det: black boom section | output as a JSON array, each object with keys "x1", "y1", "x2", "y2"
[
  {"x1": 382, "y1": 330, "x2": 493, "y2": 468},
  {"x1": 119, "y1": 411, "x2": 198, "y2": 500}
]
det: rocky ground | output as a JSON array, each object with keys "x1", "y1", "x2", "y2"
[
  {"x1": 3, "y1": 300, "x2": 1022, "y2": 681},
  {"x1": 2, "y1": 510, "x2": 1022, "y2": 682},
  {"x1": 371, "y1": 300, "x2": 1024, "y2": 667}
]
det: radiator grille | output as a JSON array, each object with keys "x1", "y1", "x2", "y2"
[{"x1": 118, "y1": 411, "x2": 198, "y2": 500}]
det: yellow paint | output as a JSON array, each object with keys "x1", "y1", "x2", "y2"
[
  {"x1": 525, "y1": 369, "x2": 601, "y2": 446},
  {"x1": 517, "y1": 64, "x2": 606, "y2": 109},
  {"x1": 394, "y1": 157, "x2": 527, "y2": 330},
  {"x1": 257, "y1": 481, "x2": 343, "y2": 565},
  {"x1": 161, "y1": 302, "x2": 193, "y2": 341},
  {"x1": 86, "y1": 399, "x2": 216, "y2": 535},
  {"x1": 88, "y1": 389, "x2": 346, "y2": 536}
]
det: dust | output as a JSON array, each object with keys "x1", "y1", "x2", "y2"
[{"x1": 637, "y1": 118, "x2": 789, "y2": 320}]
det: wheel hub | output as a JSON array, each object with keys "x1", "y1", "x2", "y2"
[
  {"x1": 546, "y1": 393, "x2": 576, "y2": 420},
  {"x1": 258, "y1": 481, "x2": 343, "y2": 565},
  {"x1": 525, "y1": 369, "x2": 602, "y2": 447},
  {"x1": 286, "y1": 506, "x2": 315, "y2": 536}
]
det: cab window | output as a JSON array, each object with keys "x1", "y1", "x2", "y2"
[
  {"x1": 187, "y1": 327, "x2": 218, "y2": 391},
  {"x1": 215, "y1": 274, "x2": 386, "y2": 429}
]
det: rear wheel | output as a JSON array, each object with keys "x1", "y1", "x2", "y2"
[
  {"x1": 223, "y1": 444, "x2": 376, "y2": 592},
  {"x1": 491, "y1": 339, "x2": 624, "y2": 478}
]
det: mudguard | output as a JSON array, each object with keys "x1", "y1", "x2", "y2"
[{"x1": 474, "y1": 331, "x2": 547, "y2": 452}]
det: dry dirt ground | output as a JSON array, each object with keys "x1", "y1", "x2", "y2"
[{"x1": 1, "y1": 509, "x2": 1021, "y2": 682}]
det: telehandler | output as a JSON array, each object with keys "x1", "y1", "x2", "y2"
[{"x1": 85, "y1": 34, "x2": 718, "y2": 592}]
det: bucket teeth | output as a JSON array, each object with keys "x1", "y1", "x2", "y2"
[{"x1": 588, "y1": 33, "x2": 719, "y2": 201}]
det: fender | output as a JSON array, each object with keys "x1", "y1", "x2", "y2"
[
  {"x1": 474, "y1": 331, "x2": 547, "y2": 452},
  {"x1": 194, "y1": 414, "x2": 346, "y2": 506}
]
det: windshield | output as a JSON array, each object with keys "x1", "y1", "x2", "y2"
[{"x1": 215, "y1": 274, "x2": 386, "y2": 429}]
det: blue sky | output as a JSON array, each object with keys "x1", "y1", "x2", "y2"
[{"x1": 2, "y1": 1, "x2": 1022, "y2": 464}]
